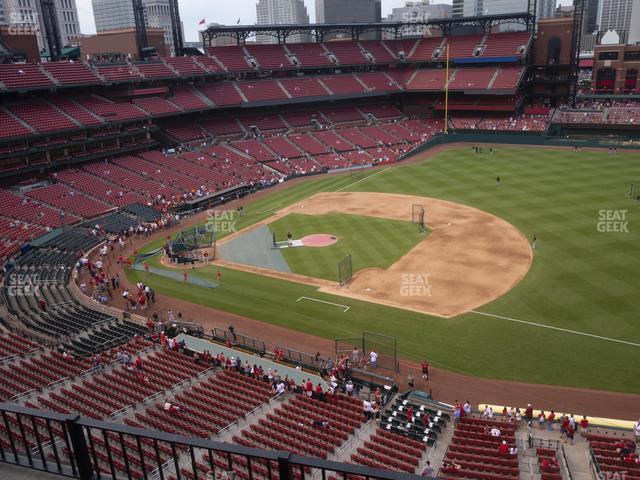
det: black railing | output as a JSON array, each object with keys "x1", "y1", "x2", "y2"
[
  {"x1": 0, "y1": 402, "x2": 431, "y2": 480},
  {"x1": 210, "y1": 328, "x2": 266, "y2": 355},
  {"x1": 274, "y1": 345, "x2": 328, "y2": 372}
]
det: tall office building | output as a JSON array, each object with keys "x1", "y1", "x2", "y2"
[
  {"x1": 92, "y1": 0, "x2": 178, "y2": 54},
  {"x1": 0, "y1": 0, "x2": 81, "y2": 49},
  {"x1": 256, "y1": 0, "x2": 310, "y2": 43},
  {"x1": 598, "y1": 0, "x2": 638, "y2": 38},
  {"x1": 315, "y1": 0, "x2": 381, "y2": 39}
]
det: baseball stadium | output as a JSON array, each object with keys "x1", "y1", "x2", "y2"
[{"x1": 0, "y1": 1, "x2": 639, "y2": 480}]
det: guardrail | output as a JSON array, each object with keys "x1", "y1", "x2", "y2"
[
  {"x1": 0, "y1": 402, "x2": 433, "y2": 480},
  {"x1": 210, "y1": 328, "x2": 266, "y2": 355}
]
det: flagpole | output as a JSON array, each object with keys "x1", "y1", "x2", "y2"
[{"x1": 444, "y1": 43, "x2": 449, "y2": 135}]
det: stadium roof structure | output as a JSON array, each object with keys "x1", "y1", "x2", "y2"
[{"x1": 202, "y1": 12, "x2": 535, "y2": 46}]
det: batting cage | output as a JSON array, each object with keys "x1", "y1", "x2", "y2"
[
  {"x1": 412, "y1": 204, "x2": 426, "y2": 233},
  {"x1": 338, "y1": 254, "x2": 353, "y2": 285},
  {"x1": 335, "y1": 331, "x2": 398, "y2": 372},
  {"x1": 168, "y1": 225, "x2": 216, "y2": 262}
]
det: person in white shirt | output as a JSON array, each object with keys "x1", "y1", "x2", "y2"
[
  {"x1": 363, "y1": 400, "x2": 374, "y2": 420},
  {"x1": 490, "y1": 427, "x2": 501, "y2": 437},
  {"x1": 482, "y1": 406, "x2": 494, "y2": 419},
  {"x1": 463, "y1": 401, "x2": 472, "y2": 416},
  {"x1": 275, "y1": 382, "x2": 286, "y2": 397},
  {"x1": 634, "y1": 419, "x2": 640, "y2": 442},
  {"x1": 369, "y1": 350, "x2": 378, "y2": 368}
]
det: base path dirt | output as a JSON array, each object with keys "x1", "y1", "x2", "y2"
[{"x1": 219, "y1": 192, "x2": 533, "y2": 318}]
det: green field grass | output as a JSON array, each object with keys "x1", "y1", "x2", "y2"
[
  {"x1": 130, "y1": 146, "x2": 640, "y2": 394},
  {"x1": 267, "y1": 213, "x2": 425, "y2": 281}
]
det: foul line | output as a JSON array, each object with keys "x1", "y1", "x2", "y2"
[
  {"x1": 257, "y1": 202, "x2": 282, "y2": 214},
  {"x1": 470, "y1": 310, "x2": 640, "y2": 348},
  {"x1": 336, "y1": 167, "x2": 391, "y2": 192},
  {"x1": 297, "y1": 296, "x2": 350, "y2": 312}
]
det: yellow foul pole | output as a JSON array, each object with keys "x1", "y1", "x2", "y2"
[{"x1": 444, "y1": 43, "x2": 449, "y2": 135}]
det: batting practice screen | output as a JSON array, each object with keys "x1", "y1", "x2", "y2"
[
  {"x1": 412, "y1": 204, "x2": 426, "y2": 232},
  {"x1": 338, "y1": 254, "x2": 353, "y2": 285}
]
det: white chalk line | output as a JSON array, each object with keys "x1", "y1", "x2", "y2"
[
  {"x1": 257, "y1": 202, "x2": 282, "y2": 214},
  {"x1": 336, "y1": 167, "x2": 392, "y2": 192},
  {"x1": 297, "y1": 296, "x2": 350, "y2": 312},
  {"x1": 470, "y1": 310, "x2": 640, "y2": 348}
]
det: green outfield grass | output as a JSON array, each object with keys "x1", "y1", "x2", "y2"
[
  {"x1": 130, "y1": 146, "x2": 640, "y2": 394},
  {"x1": 267, "y1": 213, "x2": 425, "y2": 281}
]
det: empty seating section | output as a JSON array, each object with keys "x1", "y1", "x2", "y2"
[
  {"x1": 199, "y1": 117, "x2": 244, "y2": 136},
  {"x1": 134, "y1": 62, "x2": 175, "y2": 79},
  {"x1": 0, "y1": 63, "x2": 53, "y2": 89},
  {"x1": 138, "y1": 151, "x2": 233, "y2": 190},
  {"x1": 449, "y1": 67, "x2": 495, "y2": 90},
  {"x1": 315, "y1": 153, "x2": 348, "y2": 169},
  {"x1": 95, "y1": 64, "x2": 142, "y2": 82},
  {"x1": 351, "y1": 429, "x2": 426, "y2": 473},
  {"x1": 42, "y1": 62, "x2": 101, "y2": 85},
  {"x1": 483, "y1": 32, "x2": 531, "y2": 57},
  {"x1": 339, "y1": 128, "x2": 377, "y2": 149},
  {"x1": 0, "y1": 334, "x2": 37, "y2": 360},
  {"x1": 47, "y1": 95, "x2": 104, "y2": 126},
  {"x1": 76, "y1": 95, "x2": 147, "y2": 122},
  {"x1": 196, "y1": 83, "x2": 243, "y2": 106},
  {"x1": 7, "y1": 101, "x2": 78, "y2": 133},
  {"x1": 313, "y1": 131, "x2": 354, "y2": 152},
  {"x1": 264, "y1": 136, "x2": 303, "y2": 158},
  {"x1": 133, "y1": 97, "x2": 181, "y2": 115},
  {"x1": 245, "y1": 44, "x2": 291, "y2": 69},
  {"x1": 279, "y1": 77, "x2": 328, "y2": 98},
  {"x1": 111, "y1": 156, "x2": 200, "y2": 192},
  {"x1": 162, "y1": 57, "x2": 207, "y2": 76},
  {"x1": 287, "y1": 43, "x2": 333, "y2": 67},
  {"x1": 0, "y1": 217, "x2": 46, "y2": 242},
  {"x1": 320, "y1": 106, "x2": 366, "y2": 123},
  {"x1": 406, "y1": 69, "x2": 448, "y2": 90},
  {"x1": 55, "y1": 169, "x2": 147, "y2": 207},
  {"x1": 492, "y1": 66, "x2": 524, "y2": 89},
  {"x1": 239, "y1": 114, "x2": 286, "y2": 132},
  {"x1": 195, "y1": 55, "x2": 224, "y2": 73},
  {"x1": 83, "y1": 161, "x2": 183, "y2": 201},
  {"x1": 0, "y1": 108, "x2": 33, "y2": 139},
  {"x1": 0, "y1": 189, "x2": 79, "y2": 228},
  {"x1": 26, "y1": 184, "x2": 113, "y2": 218},
  {"x1": 267, "y1": 157, "x2": 319, "y2": 175},
  {"x1": 0, "y1": 351, "x2": 92, "y2": 401},
  {"x1": 357, "y1": 72, "x2": 402, "y2": 92},
  {"x1": 444, "y1": 416, "x2": 518, "y2": 480},
  {"x1": 321, "y1": 75, "x2": 367, "y2": 95},
  {"x1": 360, "y1": 41, "x2": 397, "y2": 63},
  {"x1": 326, "y1": 41, "x2": 369, "y2": 65},
  {"x1": 360, "y1": 103, "x2": 402, "y2": 119},
  {"x1": 289, "y1": 133, "x2": 328, "y2": 155},
  {"x1": 229, "y1": 140, "x2": 276, "y2": 162},
  {"x1": 166, "y1": 124, "x2": 207, "y2": 142},
  {"x1": 360, "y1": 125, "x2": 402, "y2": 145},
  {"x1": 443, "y1": 35, "x2": 483, "y2": 59},
  {"x1": 237, "y1": 80, "x2": 288, "y2": 102},
  {"x1": 171, "y1": 86, "x2": 210, "y2": 110},
  {"x1": 207, "y1": 46, "x2": 251, "y2": 71},
  {"x1": 407, "y1": 37, "x2": 443, "y2": 61}
]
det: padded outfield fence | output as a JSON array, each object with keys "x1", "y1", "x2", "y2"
[{"x1": 0, "y1": 403, "x2": 429, "y2": 480}]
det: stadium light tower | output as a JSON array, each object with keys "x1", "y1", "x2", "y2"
[
  {"x1": 132, "y1": 0, "x2": 148, "y2": 59},
  {"x1": 569, "y1": 0, "x2": 585, "y2": 107},
  {"x1": 39, "y1": 0, "x2": 63, "y2": 61},
  {"x1": 169, "y1": 0, "x2": 184, "y2": 56}
]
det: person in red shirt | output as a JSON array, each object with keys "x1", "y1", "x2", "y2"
[
  {"x1": 407, "y1": 406, "x2": 414, "y2": 423},
  {"x1": 579, "y1": 416, "x2": 589, "y2": 437},
  {"x1": 547, "y1": 410, "x2": 555, "y2": 431},
  {"x1": 315, "y1": 383, "x2": 324, "y2": 400},
  {"x1": 524, "y1": 404, "x2": 534, "y2": 426},
  {"x1": 305, "y1": 379, "x2": 313, "y2": 397},
  {"x1": 499, "y1": 441, "x2": 509, "y2": 455},
  {"x1": 420, "y1": 360, "x2": 429, "y2": 381},
  {"x1": 146, "y1": 318, "x2": 154, "y2": 334},
  {"x1": 183, "y1": 271, "x2": 188, "y2": 282}
]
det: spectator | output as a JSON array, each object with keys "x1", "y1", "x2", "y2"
[
  {"x1": 634, "y1": 418, "x2": 640, "y2": 442},
  {"x1": 489, "y1": 427, "x2": 501, "y2": 437},
  {"x1": 407, "y1": 371, "x2": 415, "y2": 389},
  {"x1": 538, "y1": 410, "x2": 546, "y2": 429},
  {"x1": 499, "y1": 440, "x2": 509, "y2": 455},
  {"x1": 369, "y1": 349, "x2": 378, "y2": 368},
  {"x1": 524, "y1": 404, "x2": 534, "y2": 427},
  {"x1": 420, "y1": 461, "x2": 434, "y2": 476},
  {"x1": 547, "y1": 410, "x2": 555, "y2": 431},
  {"x1": 579, "y1": 416, "x2": 589, "y2": 437},
  {"x1": 463, "y1": 400, "x2": 472, "y2": 416},
  {"x1": 363, "y1": 400, "x2": 374, "y2": 420},
  {"x1": 420, "y1": 360, "x2": 429, "y2": 381},
  {"x1": 482, "y1": 405, "x2": 494, "y2": 420}
]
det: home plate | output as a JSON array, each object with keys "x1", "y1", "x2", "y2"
[{"x1": 365, "y1": 288, "x2": 372, "y2": 292}]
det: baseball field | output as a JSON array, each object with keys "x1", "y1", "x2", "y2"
[{"x1": 128, "y1": 146, "x2": 640, "y2": 395}]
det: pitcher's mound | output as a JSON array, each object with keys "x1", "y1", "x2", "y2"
[{"x1": 301, "y1": 234, "x2": 338, "y2": 247}]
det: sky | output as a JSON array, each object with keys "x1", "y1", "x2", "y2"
[{"x1": 75, "y1": 0, "x2": 566, "y2": 43}]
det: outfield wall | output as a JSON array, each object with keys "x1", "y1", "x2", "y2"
[{"x1": 401, "y1": 132, "x2": 640, "y2": 161}]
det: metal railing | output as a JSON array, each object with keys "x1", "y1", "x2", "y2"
[
  {"x1": 210, "y1": 328, "x2": 266, "y2": 355},
  {"x1": 0, "y1": 402, "x2": 431, "y2": 480}
]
